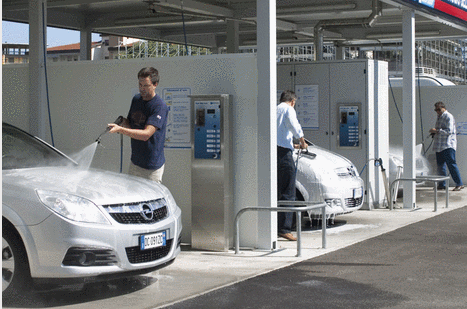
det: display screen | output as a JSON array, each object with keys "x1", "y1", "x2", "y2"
[{"x1": 403, "y1": 0, "x2": 467, "y2": 22}]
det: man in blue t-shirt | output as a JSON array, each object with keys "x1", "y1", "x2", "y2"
[{"x1": 108, "y1": 67, "x2": 168, "y2": 183}]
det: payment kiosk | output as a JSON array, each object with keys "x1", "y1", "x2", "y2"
[{"x1": 191, "y1": 94, "x2": 233, "y2": 251}]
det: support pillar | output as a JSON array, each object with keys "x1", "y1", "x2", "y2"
[
  {"x1": 402, "y1": 10, "x2": 416, "y2": 209},
  {"x1": 336, "y1": 46, "x2": 345, "y2": 60},
  {"x1": 28, "y1": 0, "x2": 50, "y2": 142},
  {"x1": 226, "y1": 20, "x2": 239, "y2": 54},
  {"x1": 314, "y1": 27, "x2": 323, "y2": 61},
  {"x1": 80, "y1": 27, "x2": 92, "y2": 60},
  {"x1": 256, "y1": 0, "x2": 277, "y2": 250}
]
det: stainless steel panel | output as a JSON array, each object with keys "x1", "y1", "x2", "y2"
[{"x1": 191, "y1": 95, "x2": 233, "y2": 251}]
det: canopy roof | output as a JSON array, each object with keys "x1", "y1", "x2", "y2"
[{"x1": 3, "y1": 0, "x2": 467, "y2": 48}]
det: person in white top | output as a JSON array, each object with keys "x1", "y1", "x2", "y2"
[{"x1": 277, "y1": 90, "x2": 307, "y2": 241}]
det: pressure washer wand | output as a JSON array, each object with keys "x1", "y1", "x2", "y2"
[
  {"x1": 376, "y1": 158, "x2": 391, "y2": 208},
  {"x1": 96, "y1": 116, "x2": 124, "y2": 143}
]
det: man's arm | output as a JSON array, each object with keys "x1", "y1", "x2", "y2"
[{"x1": 108, "y1": 121, "x2": 157, "y2": 141}]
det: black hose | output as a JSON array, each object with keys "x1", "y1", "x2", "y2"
[
  {"x1": 416, "y1": 52, "x2": 426, "y2": 154},
  {"x1": 120, "y1": 134, "x2": 123, "y2": 173},
  {"x1": 42, "y1": 2, "x2": 55, "y2": 146},
  {"x1": 388, "y1": 77, "x2": 403, "y2": 123}
]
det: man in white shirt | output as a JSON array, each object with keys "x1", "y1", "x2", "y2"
[{"x1": 277, "y1": 90, "x2": 307, "y2": 241}]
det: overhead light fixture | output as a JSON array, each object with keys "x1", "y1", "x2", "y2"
[
  {"x1": 278, "y1": 3, "x2": 357, "y2": 15},
  {"x1": 366, "y1": 30, "x2": 440, "y2": 39},
  {"x1": 114, "y1": 16, "x2": 222, "y2": 27}
]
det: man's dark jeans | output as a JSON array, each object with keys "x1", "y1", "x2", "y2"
[
  {"x1": 277, "y1": 146, "x2": 296, "y2": 234},
  {"x1": 436, "y1": 147, "x2": 463, "y2": 187}
]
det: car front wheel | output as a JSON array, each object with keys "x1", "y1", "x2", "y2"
[{"x1": 2, "y1": 225, "x2": 31, "y2": 297}]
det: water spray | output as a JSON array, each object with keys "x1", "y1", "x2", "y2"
[{"x1": 96, "y1": 116, "x2": 124, "y2": 143}]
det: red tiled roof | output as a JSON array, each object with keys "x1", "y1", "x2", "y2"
[{"x1": 47, "y1": 41, "x2": 100, "y2": 51}]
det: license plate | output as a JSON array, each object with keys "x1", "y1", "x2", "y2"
[
  {"x1": 353, "y1": 187, "x2": 363, "y2": 199},
  {"x1": 140, "y1": 231, "x2": 166, "y2": 250}
]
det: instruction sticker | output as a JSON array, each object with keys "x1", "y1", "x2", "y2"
[
  {"x1": 163, "y1": 87, "x2": 192, "y2": 148},
  {"x1": 457, "y1": 122, "x2": 467, "y2": 135}
]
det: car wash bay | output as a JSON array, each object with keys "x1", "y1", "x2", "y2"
[
  {"x1": 3, "y1": 0, "x2": 467, "y2": 305},
  {"x1": 4, "y1": 0, "x2": 467, "y2": 252}
]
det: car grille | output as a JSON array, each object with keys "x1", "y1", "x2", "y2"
[
  {"x1": 126, "y1": 239, "x2": 173, "y2": 264},
  {"x1": 102, "y1": 199, "x2": 168, "y2": 224},
  {"x1": 345, "y1": 197, "x2": 363, "y2": 208}
]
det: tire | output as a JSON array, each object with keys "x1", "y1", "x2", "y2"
[{"x1": 2, "y1": 224, "x2": 32, "y2": 298}]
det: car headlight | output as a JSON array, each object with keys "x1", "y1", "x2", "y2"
[
  {"x1": 36, "y1": 190, "x2": 110, "y2": 225},
  {"x1": 334, "y1": 167, "x2": 350, "y2": 177}
]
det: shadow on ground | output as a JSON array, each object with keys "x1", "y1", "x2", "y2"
[{"x1": 3, "y1": 275, "x2": 156, "y2": 308}]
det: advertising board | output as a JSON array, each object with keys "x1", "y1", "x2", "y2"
[{"x1": 402, "y1": 0, "x2": 467, "y2": 22}]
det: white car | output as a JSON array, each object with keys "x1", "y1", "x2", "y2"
[
  {"x1": 388, "y1": 144, "x2": 432, "y2": 196},
  {"x1": 294, "y1": 142, "x2": 364, "y2": 225},
  {"x1": 2, "y1": 123, "x2": 182, "y2": 296}
]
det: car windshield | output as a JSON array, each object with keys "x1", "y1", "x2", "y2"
[{"x1": 2, "y1": 124, "x2": 73, "y2": 170}]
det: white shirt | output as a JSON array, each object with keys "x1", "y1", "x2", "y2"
[{"x1": 277, "y1": 102, "x2": 304, "y2": 150}]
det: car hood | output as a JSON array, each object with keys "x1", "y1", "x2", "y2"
[
  {"x1": 2, "y1": 167, "x2": 167, "y2": 205},
  {"x1": 296, "y1": 145, "x2": 354, "y2": 168}
]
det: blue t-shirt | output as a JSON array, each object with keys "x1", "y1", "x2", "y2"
[{"x1": 127, "y1": 93, "x2": 168, "y2": 170}]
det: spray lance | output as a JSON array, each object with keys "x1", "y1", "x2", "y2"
[
  {"x1": 375, "y1": 158, "x2": 391, "y2": 208},
  {"x1": 96, "y1": 116, "x2": 124, "y2": 143}
]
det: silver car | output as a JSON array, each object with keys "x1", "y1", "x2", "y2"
[
  {"x1": 294, "y1": 143, "x2": 364, "y2": 225},
  {"x1": 2, "y1": 123, "x2": 182, "y2": 296}
]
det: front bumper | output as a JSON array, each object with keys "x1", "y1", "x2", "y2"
[
  {"x1": 305, "y1": 178, "x2": 364, "y2": 218},
  {"x1": 26, "y1": 207, "x2": 182, "y2": 280}
]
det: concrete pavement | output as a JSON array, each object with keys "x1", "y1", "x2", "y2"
[{"x1": 3, "y1": 187, "x2": 466, "y2": 309}]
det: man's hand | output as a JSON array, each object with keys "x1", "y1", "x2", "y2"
[
  {"x1": 299, "y1": 137, "x2": 307, "y2": 150},
  {"x1": 107, "y1": 123, "x2": 122, "y2": 134},
  {"x1": 429, "y1": 128, "x2": 438, "y2": 134}
]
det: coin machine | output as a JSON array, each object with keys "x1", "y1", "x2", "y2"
[{"x1": 190, "y1": 94, "x2": 234, "y2": 251}]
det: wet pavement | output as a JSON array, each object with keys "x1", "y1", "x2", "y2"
[
  {"x1": 3, "y1": 187, "x2": 466, "y2": 309},
  {"x1": 164, "y1": 205, "x2": 467, "y2": 309}
]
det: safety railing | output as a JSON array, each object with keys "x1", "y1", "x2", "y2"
[
  {"x1": 234, "y1": 201, "x2": 327, "y2": 257},
  {"x1": 389, "y1": 176, "x2": 450, "y2": 211}
]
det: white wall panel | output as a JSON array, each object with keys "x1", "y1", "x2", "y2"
[{"x1": 2, "y1": 54, "x2": 258, "y2": 244}]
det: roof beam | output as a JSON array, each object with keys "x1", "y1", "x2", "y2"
[
  {"x1": 2, "y1": 0, "x2": 127, "y2": 11},
  {"x1": 154, "y1": 0, "x2": 234, "y2": 18}
]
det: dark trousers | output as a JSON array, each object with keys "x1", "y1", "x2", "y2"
[
  {"x1": 277, "y1": 146, "x2": 296, "y2": 234},
  {"x1": 436, "y1": 148, "x2": 463, "y2": 187}
]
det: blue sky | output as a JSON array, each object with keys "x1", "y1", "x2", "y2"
[{"x1": 2, "y1": 21, "x2": 101, "y2": 47}]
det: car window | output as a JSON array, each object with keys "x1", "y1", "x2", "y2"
[{"x1": 2, "y1": 126, "x2": 70, "y2": 169}]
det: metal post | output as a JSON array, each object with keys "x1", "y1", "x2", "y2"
[
  {"x1": 446, "y1": 179, "x2": 449, "y2": 208},
  {"x1": 234, "y1": 203, "x2": 327, "y2": 256},
  {"x1": 235, "y1": 213, "x2": 240, "y2": 254},
  {"x1": 322, "y1": 206, "x2": 327, "y2": 249},
  {"x1": 296, "y1": 211, "x2": 302, "y2": 257}
]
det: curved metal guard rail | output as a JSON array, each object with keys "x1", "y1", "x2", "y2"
[
  {"x1": 234, "y1": 201, "x2": 327, "y2": 257},
  {"x1": 389, "y1": 176, "x2": 450, "y2": 211}
]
